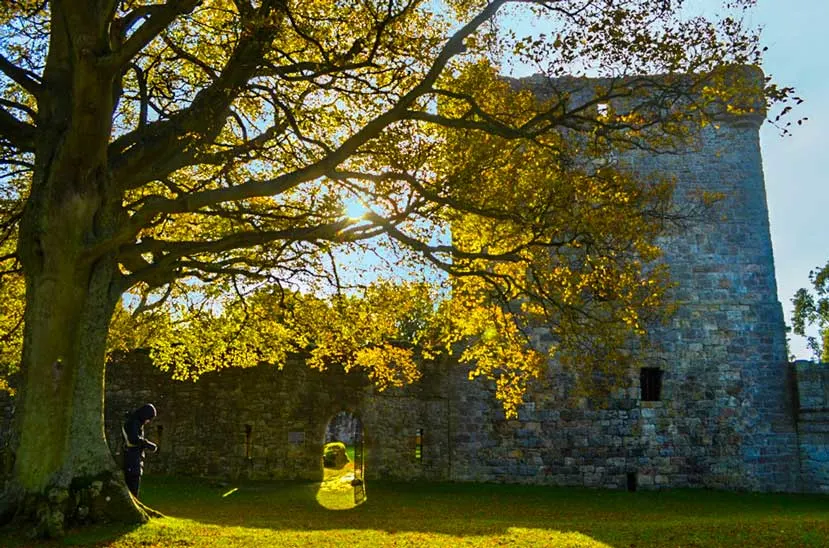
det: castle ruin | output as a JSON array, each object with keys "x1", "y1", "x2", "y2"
[{"x1": 2, "y1": 71, "x2": 828, "y2": 493}]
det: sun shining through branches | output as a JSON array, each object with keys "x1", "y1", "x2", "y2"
[{"x1": 343, "y1": 198, "x2": 372, "y2": 221}]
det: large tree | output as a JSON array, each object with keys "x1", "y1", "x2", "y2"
[{"x1": 0, "y1": 0, "x2": 790, "y2": 537}]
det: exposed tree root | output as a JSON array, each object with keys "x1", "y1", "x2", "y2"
[
  {"x1": 134, "y1": 496, "x2": 164, "y2": 518},
  {"x1": 1, "y1": 471, "x2": 155, "y2": 538}
]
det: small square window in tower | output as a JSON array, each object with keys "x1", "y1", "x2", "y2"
[{"x1": 640, "y1": 367, "x2": 663, "y2": 401}]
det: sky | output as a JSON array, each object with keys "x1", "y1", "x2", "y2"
[
  {"x1": 748, "y1": 0, "x2": 829, "y2": 358},
  {"x1": 305, "y1": 1, "x2": 829, "y2": 360},
  {"x1": 665, "y1": 0, "x2": 829, "y2": 359}
]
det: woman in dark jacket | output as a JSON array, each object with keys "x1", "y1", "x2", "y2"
[{"x1": 122, "y1": 403, "x2": 158, "y2": 497}]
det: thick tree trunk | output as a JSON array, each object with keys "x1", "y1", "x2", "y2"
[
  {"x1": 0, "y1": 13, "x2": 150, "y2": 535},
  {"x1": 0, "y1": 247, "x2": 148, "y2": 537}
]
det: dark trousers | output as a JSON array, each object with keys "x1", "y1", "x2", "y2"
[{"x1": 124, "y1": 472, "x2": 141, "y2": 497}]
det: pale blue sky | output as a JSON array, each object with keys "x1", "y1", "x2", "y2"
[{"x1": 753, "y1": 0, "x2": 829, "y2": 358}]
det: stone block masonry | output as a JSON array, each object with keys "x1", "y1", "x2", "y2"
[
  {"x1": 0, "y1": 349, "x2": 826, "y2": 493},
  {"x1": 447, "y1": 68, "x2": 802, "y2": 492},
  {"x1": 100, "y1": 352, "x2": 453, "y2": 483},
  {"x1": 794, "y1": 361, "x2": 829, "y2": 493},
  {"x1": 53, "y1": 351, "x2": 825, "y2": 493}
]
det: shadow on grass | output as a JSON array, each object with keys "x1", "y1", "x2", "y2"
[
  {"x1": 2, "y1": 521, "x2": 142, "y2": 547},
  {"x1": 135, "y1": 475, "x2": 829, "y2": 546}
]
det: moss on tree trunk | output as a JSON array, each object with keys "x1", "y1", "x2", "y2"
[{"x1": 1, "y1": 249, "x2": 150, "y2": 536}]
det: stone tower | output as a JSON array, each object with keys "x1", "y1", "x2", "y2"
[
  {"x1": 445, "y1": 69, "x2": 801, "y2": 491},
  {"x1": 634, "y1": 98, "x2": 800, "y2": 491}
]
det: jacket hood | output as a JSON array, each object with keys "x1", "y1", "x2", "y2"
[{"x1": 135, "y1": 403, "x2": 157, "y2": 421}]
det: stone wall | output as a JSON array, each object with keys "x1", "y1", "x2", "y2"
[
  {"x1": 106, "y1": 352, "x2": 365, "y2": 481},
  {"x1": 2, "y1": 354, "x2": 824, "y2": 492},
  {"x1": 794, "y1": 361, "x2": 829, "y2": 493},
  {"x1": 94, "y1": 351, "x2": 821, "y2": 492},
  {"x1": 103, "y1": 352, "x2": 451, "y2": 482},
  {"x1": 632, "y1": 112, "x2": 800, "y2": 491}
]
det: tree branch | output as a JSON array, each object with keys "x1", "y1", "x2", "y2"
[
  {"x1": 128, "y1": 63, "x2": 150, "y2": 130},
  {"x1": 0, "y1": 53, "x2": 42, "y2": 98},
  {"x1": 161, "y1": 33, "x2": 219, "y2": 80},
  {"x1": 403, "y1": 110, "x2": 525, "y2": 139},
  {"x1": 119, "y1": 219, "x2": 359, "y2": 286},
  {"x1": 105, "y1": 0, "x2": 201, "y2": 70},
  {"x1": 0, "y1": 98, "x2": 37, "y2": 121},
  {"x1": 107, "y1": 0, "x2": 509, "y2": 247},
  {"x1": 0, "y1": 107, "x2": 36, "y2": 151},
  {"x1": 108, "y1": 2, "x2": 284, "y2": 189}
]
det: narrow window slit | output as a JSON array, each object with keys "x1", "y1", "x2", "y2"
[
  {"x1": 244, "y1": 424, "x2": 253, "y2": 459},
  {"x1": 415, "y1": 428, "x2": 423, "y2": 462}
]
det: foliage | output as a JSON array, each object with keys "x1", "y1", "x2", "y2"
[
  {"x1": 791, "y1": 261, "x2": 829, "y2": 362},
  {"x1": 116, "y1": 281, "x2": 440, "y2": 388},
  {"x1": 0, "y1": 240, "x2": 22, "y2": 394},
  {"x1": 0, "y1": 1, "x2": 796, "y2": 423},
  {"x1": 322, "y1": 441, "x2": 350, "y2": 469},
  {"x1": 5, "y1": 478, "x2": 828, "y2": 547}
]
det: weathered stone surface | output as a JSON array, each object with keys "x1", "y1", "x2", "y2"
[{"x1": 794, "y1": 362, "x2": 829, "y2": 493}]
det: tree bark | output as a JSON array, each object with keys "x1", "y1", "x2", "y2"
[
  {"x1": 0, "y1": 213, "x2": 148, "y2": 537},
  {"x1": 0, "y1": 12, "x2": 149, "y2": 535}
]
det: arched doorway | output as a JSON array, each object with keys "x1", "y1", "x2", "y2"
[{"x1": 316, "y1": 410, "x2": 366, "y2": 509}]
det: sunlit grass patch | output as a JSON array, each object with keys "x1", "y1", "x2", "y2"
[
  {"x1": 111, "y1": 519, "x2": 614, "y2": 548},
  {"x1": 317, "y1": 460, "x2": 363, "y2": 510}
]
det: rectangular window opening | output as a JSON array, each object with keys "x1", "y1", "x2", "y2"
[
  {"x1": 640, "y1": 367, "x2": 664, "y2": 401},
  {"x1": 627, "y1": 472, "x2": 638, "y2": 492},
  {"x1": 244, "y1": 424, "x2": 253, "y2": 459},
  {"x1": 414, "y1": 428, "x2": 423, "y2": 462}
]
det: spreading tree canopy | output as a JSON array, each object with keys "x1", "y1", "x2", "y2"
[{"x1": 0, "y1": 0, "x2": 793, "y2": 537}]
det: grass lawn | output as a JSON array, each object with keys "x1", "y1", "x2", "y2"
[{"x1": 4, "y1": 477, "x2": 828, "y2": 547}]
